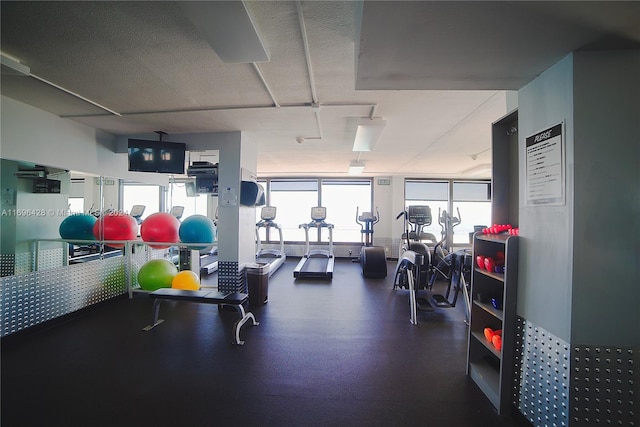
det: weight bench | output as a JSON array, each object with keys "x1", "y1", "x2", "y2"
[{"x1": 142, "y1": 288, "x2": 259, "y2": 345}]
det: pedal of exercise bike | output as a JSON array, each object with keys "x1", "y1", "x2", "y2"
[
  {"x1": 431, "y1": 294, "x2": 452, "y2": 308},
  {"x1": 416, "y1": 297, "x2": 434, "y2": 312}
]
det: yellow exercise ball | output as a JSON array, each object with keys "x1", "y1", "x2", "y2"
[{"x1": 171, "y1": 270, "x2": 201, "y2": 291}]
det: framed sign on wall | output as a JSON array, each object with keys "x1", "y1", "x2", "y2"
[{"x1": 525, "y1": 122, "x2": 565, "y2": 206}]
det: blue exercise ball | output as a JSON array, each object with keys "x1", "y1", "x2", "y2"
[
  {"x1": 59, "y1": 213, "x2": 97, "y2": 242},
  {"x1": 179, "y1": 215, "x2": 216, "y2": 250}
]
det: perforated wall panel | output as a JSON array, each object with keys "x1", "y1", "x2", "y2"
[
  {"x1": 14, "y1": 252, "x2": 32, "y2": 275},
  {"x1": 571, "y1": 345, "x2": 637, "y2": 426},
  {"x1": 128, "y1": 246, "x2": 169, "y2": 289},
  {"x1": 218, "y1": 261, "x2": 244, "y2": 293},
  {"x1": 36, "y1": 247, "x2": 64, "y2": 271},
  {"x1": 514, "y1": 316, "x2": 570, "y2": 427},
  {"x1": 1, "y1": 256, "x2": 127, "y2": 337},
  {"x1": 1, "y1": 254, "x2": 15, "y2": 277},
  {"x1": 513, "y1": 317, "x2": 638, "y2": 427}
]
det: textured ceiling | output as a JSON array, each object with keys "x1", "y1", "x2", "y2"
[{"x1": 1, "y1": 1, "x2": 639, "y2": 179}]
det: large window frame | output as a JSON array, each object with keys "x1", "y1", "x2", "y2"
[
  {"x1": 120, "y1": 182, "x2": 163, "y2": 220},
  {"x1": 257, "y1": 178, "x2": 373, "y2": 244},
  {"x1": 404, "y1": 179, "x2": 491, "y2": 247},
  {"x1": 451, "y1": 181, "x2": 492, "y2": 245},
  {"x1": 168, "y1": 178, "x2": 208, "y2": 219}
]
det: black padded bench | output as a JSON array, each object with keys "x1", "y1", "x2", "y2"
[{"x1": 143, "y1": 288, "x2": 259, "y2": 345}]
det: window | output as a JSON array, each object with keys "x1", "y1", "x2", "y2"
[
  {"x1": 268, "y1": 180, "x2": 318, "y2": 242},
  {"x1": 321, "y1": 180, "x2": 372, "y2": 242},
  {"x1": 404, "y1": 179, "x2": 491, "y2": 247},
  {"x1": 68, "y1": 178, "x2": 86, "y2": 214},
  {"x1": 405, "y1": 180, "x2": 449, "y2": 240},
  {"x1": 259, "y1": 178, "x2": 373, "y2": 243},
  {"x1": 168, "y1": 181, "x2": 208, "y2": 220},
  {"x1": 452, "y1": 181, "x2": 491, "y2": 245},
  {"x1": 122, "y1": 184, "x2": 160, "y2": 221},
  {"x1": 68, "y1": 197, "x2": 84, "y2": 214}
]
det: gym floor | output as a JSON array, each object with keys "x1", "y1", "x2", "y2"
[{"x1": 1, "y1": 258, "x2": 532, "y2": 427}]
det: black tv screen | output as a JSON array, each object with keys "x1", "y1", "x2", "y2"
[{"x1": 128, "y1": 139, "x2": 186, "y2": 174}]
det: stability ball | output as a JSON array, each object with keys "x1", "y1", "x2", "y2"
[
  {"x1": 172, "y1": 270, "x2": 201, "y2": 291},
  {"x1": 93, "y1": 213, "x2": 138, "y2": 248},
  {"x1": 138, "y1": 259, "x2": 178, "y2": 291},
  {"x1": 179, "y1": 215, "x2": 215, "y2": 250},
  {"x1": 140, "y1": 212, "x2": 180, "y2": 249},
  {"x1": 59, "y1": 213, "x2": 97, "y2": 242}
]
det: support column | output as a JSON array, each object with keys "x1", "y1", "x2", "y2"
[
  {"x1": 516, "y1": 50, "x2": 639, "y2": 427},
  {"x1": 135, "y1": 131, "x2": 258, "y2": 293}
]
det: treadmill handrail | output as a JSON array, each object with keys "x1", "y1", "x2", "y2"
[
  {"x1": 299, "y1": 222, "x2": 334, "y2": 257},
  {"x1": 256, "y1": 220, "x2": 285, "y2": 258}
]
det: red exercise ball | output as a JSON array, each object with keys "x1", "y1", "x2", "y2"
[
  {"x1": 140, "y1": 212, "x2": 180, "y2": 249},
  {"x1": 93, "y1": 213, "x2": 138, "y2": 248}
]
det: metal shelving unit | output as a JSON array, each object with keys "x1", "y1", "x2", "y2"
[{"x1": 466, "y1": 232, "x2": 519, "y2": 414}]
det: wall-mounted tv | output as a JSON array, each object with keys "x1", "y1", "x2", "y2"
[{"x1": 128, "y1": 139, "x2": 186, "y2": 174}]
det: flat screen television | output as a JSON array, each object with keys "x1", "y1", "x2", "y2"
[{"x1": 128, "y1": 139, "x2": 186, "y2": 174}]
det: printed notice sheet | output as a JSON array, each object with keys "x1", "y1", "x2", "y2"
[{"x1": 525, "y1": 123, "x2": 565, "y2": 205}]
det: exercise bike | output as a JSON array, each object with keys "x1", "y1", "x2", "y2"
[{"x1": 355, "y1": 207, "x2": 387, "y2": 278}]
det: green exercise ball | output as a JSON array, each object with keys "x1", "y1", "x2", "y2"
[{"x1": 137, "y1": 259, "x2": 178, "y2": 291}]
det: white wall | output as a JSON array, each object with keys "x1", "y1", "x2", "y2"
[{"x1": 1, "y1": 96, "x2": 168, "y2": 186}]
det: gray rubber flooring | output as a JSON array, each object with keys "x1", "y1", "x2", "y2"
[{"x1": 1, "y1": 258, "x2": 531, "y2": 427}]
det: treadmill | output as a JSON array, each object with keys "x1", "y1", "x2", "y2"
[
  {"x1": 130, "y1": 204, "x2": 146, "y2": 225},
  {"x1": 293, "y1": 207, "x2": 334, "y2": 279},
  {"x1": 200, "y1": 208, "x2": 219, "y2": 275},
  {"x1": 255, "y1": 206, "x2": 286, "y2": 277},
  {"x1": 169, "y1": 205, "x2": 184, "y2": 220}
]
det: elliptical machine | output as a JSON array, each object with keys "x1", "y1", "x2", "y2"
[
  {"x1": 355, "y1": 207, "x2": 387, "y2": 278},
  {"x1": 393, "y1": 205, "x2": 435, "y2": 323},
  {"x1": 428, "y1": 208, "x2": 462, "y2": 289},
  {"x1": 395, "y1": 206, "x2": 437, "y2": 288},
  {"x1": 393, "y1": 205, "x2": 456, "y2": 322},
  {"x1": 425, "y1": 207, "x2": 472, "y2": 317}
]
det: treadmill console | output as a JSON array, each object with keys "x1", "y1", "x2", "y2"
[
  {"x1": 170, "y1": 205, "x2": 184, "y2": 220},
  {"x1": 261, "y1": 206, "x2": 277, "y2": 221},
  {"x1": 311, "y1": 207, "x2": 326, "y2": 221},
  {"x1": 130, "y1": 204, "x2": 145, "y2": 218},
  {"x1": 407, "y1": 205, "x2": 432, "y2": 226}
]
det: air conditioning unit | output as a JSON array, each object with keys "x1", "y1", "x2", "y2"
[{"x1": 15, "y1": 171, "x2": 45, "y2": 179}]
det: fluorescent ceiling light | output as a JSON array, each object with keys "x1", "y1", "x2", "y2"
[
  {"x1": 348, "y1": 161, "x2": 365, "y2": 175},
  {"x1": 179, "y1": 1, "x2": 270, "y2": 63},
  {"x1": 1, "y1": 54, "x2": 30, "y2": 76},
  {"x1": 353, "y1": 118, "x2": 386, "y2": 151}
]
